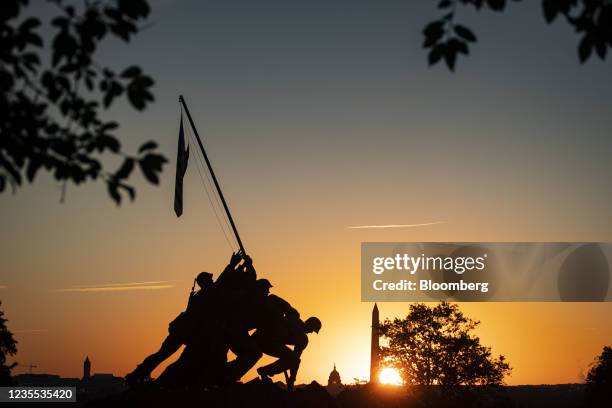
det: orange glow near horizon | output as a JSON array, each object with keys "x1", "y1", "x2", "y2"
[{"x1": 379, "y1": 367, "x2": 403, "y2": 386}]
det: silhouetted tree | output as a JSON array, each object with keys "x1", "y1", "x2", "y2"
[
  {"x1": 0, "y1": 301, "x2": 18, "y2": 386},
  {"x1": 1, "y1": 0, "x2": 167, "y2": 204},
  {"x1": 585, "y1": 346, "x2": 612, "y2": 407},
  {"x1": 424, "y1": 0, "x2": 612, "y2": 70},
  {"x1": 379, "y1": 302, "x2": 511, "y2": 386}
]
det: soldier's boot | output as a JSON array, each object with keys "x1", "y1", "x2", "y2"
[
  {"x1": 125, "y1": 365, "x2": 152, "y2": 388},
  {"x1": 256, "y1": 366, "x2": 273, "y2": 383}
]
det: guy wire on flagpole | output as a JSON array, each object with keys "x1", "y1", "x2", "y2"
[
  {"x1": 186, "y1": 118, "x2": 239, "y2": 250},
  {"x1": 183, "y1": 111, "x2": 238, "y2": 251},
  {"x1": 179, "y1": 95, "x2": 247, "y2": 255}
]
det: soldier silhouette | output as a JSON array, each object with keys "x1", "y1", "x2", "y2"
[
  {"x1": 254, "y1": 315, "x2": 321, "y2": 390},
  {"x1": 125, "y1": 266, "x2": 225, "y2": 386},
  {"x1": 223, "y1": 278, "x2": 271, "y2": 383},
  {"x1": 130, "y1": 252, "x2": 320, "y2": 390},
  {"x1": 160, "y1": 253, "x2": 266, "y2": 386},
  {"x1": 153, "y1": 252, "x2": 259, "y2": 387}
]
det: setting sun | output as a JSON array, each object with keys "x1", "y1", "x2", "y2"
[{"x1": 379, "y1": 367, "x2": 403, "y2": 386}]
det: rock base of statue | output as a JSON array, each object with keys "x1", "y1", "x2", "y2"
[{"x1": 85, "y1": 378, "x2": 337, "y2": 408}]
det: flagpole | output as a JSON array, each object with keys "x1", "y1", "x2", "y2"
[{"x1": 179, "y1": 95, "x2": 246, "y2": 255}]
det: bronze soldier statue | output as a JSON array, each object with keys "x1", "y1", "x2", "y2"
[
  {"x1": 254, "y1": 315, "x2": 321, "y2": 390},
  {"x1": 250, "y1": 292, "x2": 321, "y2": 390},
  {"x1": 126, "y1": 254, "x2": 241, "y2": 386}
]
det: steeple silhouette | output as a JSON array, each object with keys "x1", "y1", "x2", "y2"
[{"x1": 83, "y1": 356, "x2": 91, "y2": 380}]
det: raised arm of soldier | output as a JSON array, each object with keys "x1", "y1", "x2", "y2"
[
  {"x1": 215, "y1": 252, "x2": 243, "y2": 288},
  {"x1": 241, "y1": 253, "x2": 257, "y2": 281}
]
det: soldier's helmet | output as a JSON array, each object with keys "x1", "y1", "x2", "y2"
[
  {"x1": 255, "y1": 279, "x2": 273, "y2": 294},
  {"x1": 196, "y1": 271, "x2": 214, "y2": 288},
  {"x1": 304, "y1": 317, "x2": 322, "y2": 334}
]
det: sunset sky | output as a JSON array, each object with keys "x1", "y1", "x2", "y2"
[{"x1": 1, "y1": 0, "x2": 611, "y2": 386}]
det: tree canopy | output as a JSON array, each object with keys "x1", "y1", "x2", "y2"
[
  {"x1": 424, "y1": 0, "x2": 612, "y2": 71},
  {"x1": 0, "y1": 0, "x2": 166, "y2": 204},
  {"x1": 379, "y1": 302, "x2": 511, "y2": 386},
  {"x1": 585, "y1": 345, "x2": 612, "y2": 407},
  {"x1": 0, "y1": 301, "x2": 18, "y2": 386}
]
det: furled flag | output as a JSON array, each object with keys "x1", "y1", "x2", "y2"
[{"x1": 174, "y1": 116, "x2": 189, "y2": 217}]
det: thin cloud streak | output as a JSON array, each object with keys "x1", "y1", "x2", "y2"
[
  {"x1": 51, "y1": 280, "x2": 179, "y2": 292},
  {"x1": 79, "y1": 280, "x2": 177, "y2": 288},
  {"x1": 0, "y1": 285, "x2": 7, "y2": 289},
  {"x1": 348, "y1": 221, "x2": 446, "y2": 229},
  {"x1": 14, "y1": 329, "x2": 48, "y2": 334},
  {"x1": 52, "y1": 284, "x2": 175, "y2": 292}
]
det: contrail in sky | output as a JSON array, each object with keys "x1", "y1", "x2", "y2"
[
  {"x1": 79, "y1": 280, "x2": 176, "y2": 288},
  {"x1": 348, "y1": 221, "x2": 446, "y2": 229},
  {"x1": 13, "y1": 329, "x2": 48, "y2": 334},
  {"x1": 52, "y1": 281, "x2": 176, "y2": 292}
]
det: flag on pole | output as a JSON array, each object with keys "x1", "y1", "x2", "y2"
[{"x1": 174, "y1": 116, "x2": 189, "y2": 217}]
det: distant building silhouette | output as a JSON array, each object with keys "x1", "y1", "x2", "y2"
[
  {"x1": 15, "y1": 374, "x2": 79, "y2": 387},
  {"x1": 370, "y1": 303, "x2": 379, "y2": 383},
  {"x1": 16, "y1": 356, "x2": 126, "y2": 402},
  {"x1": 328, "y1": 364, "x2": 342, "y2": 386},
  {"x1": 79, "y1": 356, "x2": 125, "y2": 399},
  {"x1": 325, "y1": 364, "x2": 344, "y2": 395},
  {"x1": 83, "y1": 356, "x2": 91, "y2": 380}
]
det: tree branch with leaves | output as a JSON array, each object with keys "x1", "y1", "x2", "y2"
[
  {"x1": 0, "y1": 302, "x2": 17, "y2": 386},
  {"x1": 0, "y1": 0, "x2": 167, "y2": 204},
  {"x1": 423, "y1": 0, "x2": 612, "y2": 71}
]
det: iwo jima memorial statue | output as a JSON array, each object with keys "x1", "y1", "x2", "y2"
[{"x1": 125, "y1": 96, "x2": 322, "y2": 392}]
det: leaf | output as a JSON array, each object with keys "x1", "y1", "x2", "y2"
[
  {"x1": 444, "y1": 47, "x2": 457, "y2": 71},
  {"x1": 578, "y1": 35, "x2": 593, "y2": 63},
  {"x1": 25, "y1": 32, "x2": 43, "y2": 47},
  {"x1": 454, "y1": 25, "x2": 477, "y2": 42},
  {"x1": 423, "y1": 21, "x2": 445, "y2": 38},
  {"x1": 118, "y1": 182, "x2": 136, "y2": 201},
  {"x1": 450, "y1": 38, "x2": 469, "y2": 55},
  {"x1": 118, "y1": 0, "x2": 151, "y2": 19},
  {"x1": 139, "y1": 161, "x2": 159, "y2": 184},
  {"x1": 423, "y1": 21, "x2": 445, "y2": 48},
  {"x1": 428, "y1": 44, "x2": 446, "y2": 66},
  {"x1": 125, "y1": 73, "x2": 155, "y2": 110},
  {"x1": 52, "y1": 30, "x2": 77, "y2": 67},
  {"x1": 103, "y1": 81, "x2": 124, "y2": 108},
  {"x1": 138, "y1": 141, "x2": 158, "y2": 153},
  {"x1": 486, "y1": 0, "x2": 506, "y2": 11},
  {"x1": 0, "y1": 155, "x2": 22, "y2": 186},
  {"x1": 115, "y1": 158, "x2": 134, "y2": 180},
  {"x1": 139, "y1": 153, "x2": 168, "y2": 185},
  {"x1": 121, "y1": 65, "x2": 141, "y2": 78},
  {"x1": 20, "y1": 18, "x2": 41, "y2": 32},
  {"x1": 97, "y1": 135, "x2": 120, "y2": 153},
  {"x1": 26, "y1": 158, "x2": 42, "y2": 182},
  {"x1": 51, "y1": 17, "x2": 68, "y2": 29},
  {"x1": 542, "y1": 0, "x2": 559, "y2": 23},
  {"x1": 594, "y1": 40, "x2": 607, "y2": 60},
  {"x1": 100, "y1": 121, "x2": 119, "y2": 132},
  {"x1": 107, "y1": 181, "x2": 121, "y2": 205}
]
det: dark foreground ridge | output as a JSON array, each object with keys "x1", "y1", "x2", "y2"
[{"x1": 85, "y1": 379, "x2": 337, "y2": 408}]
